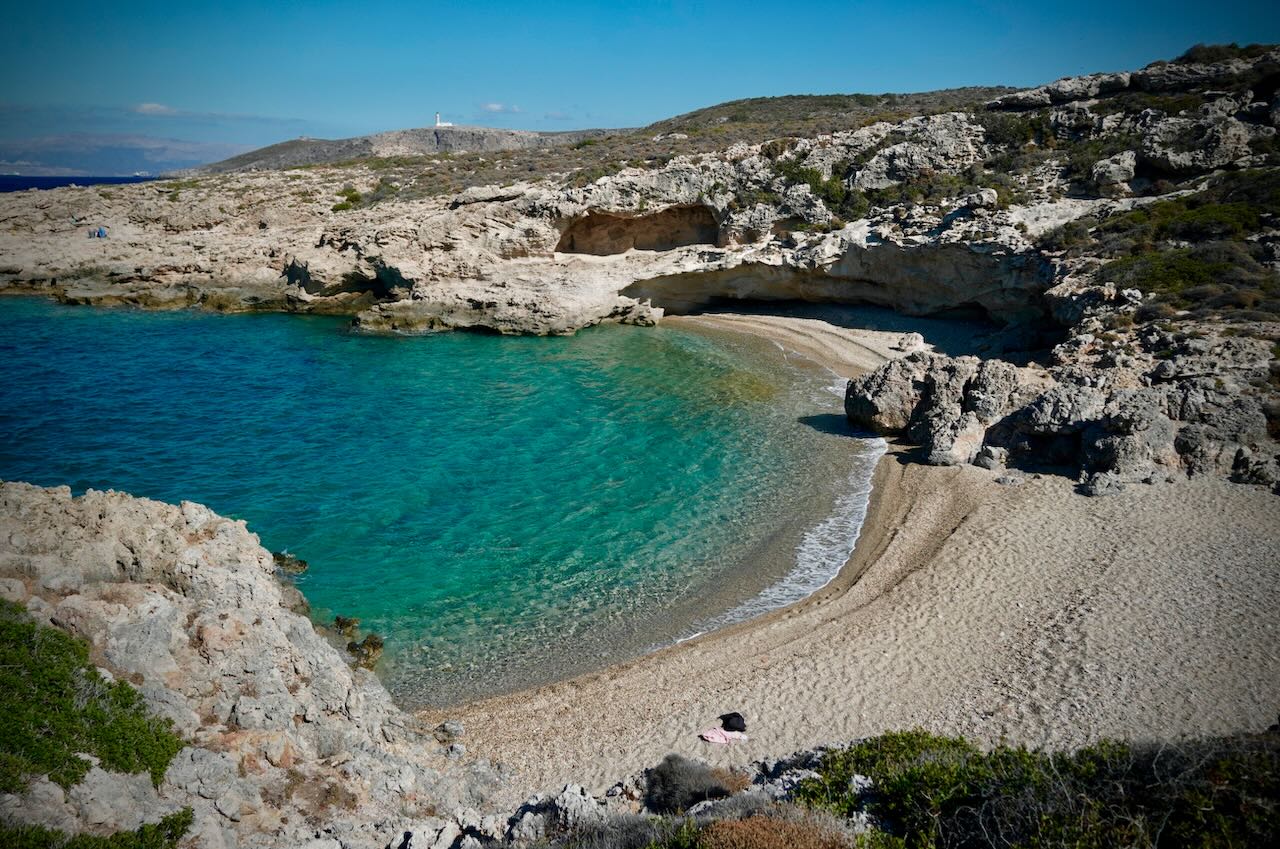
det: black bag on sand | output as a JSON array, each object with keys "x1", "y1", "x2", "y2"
[{"x1": 719, "y1": 712, "x2": 746, "y2": 732}]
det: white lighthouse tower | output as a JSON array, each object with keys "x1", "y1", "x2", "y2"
[{"x1": 434, "y1": 112, "x2": 453, "y2": 128}]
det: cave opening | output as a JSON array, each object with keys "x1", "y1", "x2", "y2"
[{"x1": 556, "y1": 205, "x2": 721, "y2": 255}]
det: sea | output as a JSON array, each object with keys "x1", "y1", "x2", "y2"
[
  {"x1": 0, "y1": 297, "x2": 882, "y2": 707},
  {"x1": 0, "y1": 175, "x2": 157, "y2": 193}
]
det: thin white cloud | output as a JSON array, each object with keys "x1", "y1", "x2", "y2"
[
  {"x1": 479, "y1": 102, "x2": 521, "y2": 114},
  {"x1": 543, "y1": 110, "x2": 572, "y2": 121},
  {"x1": 123, "y1": 103, "x2": 305, "y2": 128},
  {"x1": 133, "y1": 102, "x2": 177, "y2": 115}
]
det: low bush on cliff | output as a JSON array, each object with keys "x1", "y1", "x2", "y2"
[
  {"x1": 575, "y1": 729, "x2": 1278, "y2": 848},
  {"x1": 594, "y1": 806, "x2": 852, "y2": 849},
  {"x1": 0, "y1": 600, "x2": 184, "y2": 793},
  {"x1": 645, "y1": 754, "x2": 736, "y2": 814},
  {"x1": 1039, "y1": 169, "x2": 1280, "y2": 321},
  {"x1": 771, "y1": 156, "x2": 1021, "y2": 225},
  {"x1": 0, "y1": 808, "x2": 193, "y2": 849},
  {"x1": 975, "y1": 111, "x2": 1051, "y2": 148},
  {"x1": 792, "y1": 729, "x2": 1280, "y2": 849},
  {"x1": 1099, "y1": 241, "x2": 1280, "y2": 320}
]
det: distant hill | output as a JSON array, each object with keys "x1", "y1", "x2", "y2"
[
  {"x1": 190, "y1": 125, "x2": 617, "y2": 174},
  {"x1": 644, "y1": 87, "x2": 1018, "y2": 141},
  {"x1": 189, "y1": 87, "x2": 1019, "y2": 176},
  {"x1": 0, "y1": 133, "x2": 250, "y2": 177}
]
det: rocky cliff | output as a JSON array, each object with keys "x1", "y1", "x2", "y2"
[
  {"x1": 2, "y1": 46, "x2": 1280, "y2": 846},
  {"x1": 0, "y1": 48, "x2": 1277, "y2": 464},
  {"x1": 0, "y1": 482, "x2": 506, "y2": 848}
]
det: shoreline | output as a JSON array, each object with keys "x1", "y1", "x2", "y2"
[
  {"x1": 6, "y1": 294, "x2": 1278, "y2": 808},
  {"x1": 429, "y1": 312, "x2": 1280, "y2": 807}
]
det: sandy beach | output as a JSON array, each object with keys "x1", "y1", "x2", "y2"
[{"x1": 425, "y1": 311, "x2": 1280, "y2": 804}]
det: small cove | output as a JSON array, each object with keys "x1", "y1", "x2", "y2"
[{"x1": 0, "y1": 297, "x2": 882, "y2": 707}]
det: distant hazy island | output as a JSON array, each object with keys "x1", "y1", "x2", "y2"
[{"x1": 1, "y1": 42, "x2": 1279, "y2": 849}]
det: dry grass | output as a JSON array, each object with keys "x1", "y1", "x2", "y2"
[
  {"x1": 700, "y1": 816, "x2": 850, "y2": 849},
  {"x1": 709, "y1": 767, "x2": 752, "y2": 795}
]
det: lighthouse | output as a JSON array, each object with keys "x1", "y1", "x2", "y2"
[{"x1": 435, "y1": 112, "x2": 454, "y2": 128}]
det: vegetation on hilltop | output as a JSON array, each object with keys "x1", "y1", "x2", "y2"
[
  {"x1": 1167, "y1": 42, "x2": 1277, "y2": 66},
  {"x1": 276, "y1": 87, "x2": 1013, "y2": 205},
  {"x1": 643, "y1": 88, "x2": 1015, "y2": 142}
]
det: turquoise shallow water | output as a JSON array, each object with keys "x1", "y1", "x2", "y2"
[{"x1": 0, "y1": 297, "x2": 880, "y2": 706}]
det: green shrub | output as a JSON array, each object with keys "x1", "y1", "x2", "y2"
[
  {"x1": 0, "y1": 600, "x2": 184, "y2": 792},
  {"x1": 1060, "y1": 134, "x2": 1140, "y2": 190},
  {"x1": 363, "y1": 177, "x2": 400, "y2": 205},
  {"x1": 644, "y1": 818, "x2": 702, "y2": 849},
  {"x1": 645, "y1": 754, "x2": 734, "y2": 814},
  {"x1": 1100, "y1": 247, "x2": 1236, "y2": 296},
  {"x1": 1099, "y1": 241, "x2": 1279, "y2": 319},
  {"x1": 793, "y1": 729, "x2": 1280, "y2": 849},
  {"x1": 1041, "y1": 169, "x2": 1280, "y2": 321},
  {"x1": 758, "y1": 138, "x2": 799, "y2": 161},
  {"x1": 975, "y1": 111, "x2": 1049, "y2": 148},
  {"x1": 1099, "y1": 198, "x2": 1262, "y2": 244},
  {"x1": 1038, "y1": 217, "x2": 1095, "y2": 252},
  {"x1": 0, "y1": 808, "x2": 192, "y2": 849},
  {"x1": 772, "y1": 158, "x2": 870, "y2": 220},
  {"x1": 330, "y1": 202, "x2": 354, "y2": 212},
  {"x1": 1173, "y1": 43, "x2": 1275, "y2": 65},
  {"x1": 1090, "y1": 91, "x2": 1206, "y2": 117}
]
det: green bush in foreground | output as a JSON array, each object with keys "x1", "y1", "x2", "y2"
[
  {"x1": 0, "y1": 808, "x2": 192, "y2": 849},
  {"x1": 793, "y1": 729, "x2": 1280, "y2": 848},
  {"x1": 0, "y1": 600, "x2": 184, "y2": 793}
]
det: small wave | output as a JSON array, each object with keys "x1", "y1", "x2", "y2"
[{"x1": 690, "y1": 436, "x2": 887, "y2": 634}]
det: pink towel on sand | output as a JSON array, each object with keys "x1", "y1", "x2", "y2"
[{"x1": 699, "y1": 727, "x2": 749, "y2": 744}]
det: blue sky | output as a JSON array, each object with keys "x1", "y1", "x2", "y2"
[{"x1": 1, "y1": 0, "x2": 1277, "y2": 161}]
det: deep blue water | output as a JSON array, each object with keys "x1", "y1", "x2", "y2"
[
  {"x1": 0, "y1": 297, "x2": 880, "y2": 705},
  {"x1": 0, "y1": 176, "x2": 157, "y2": 193}
]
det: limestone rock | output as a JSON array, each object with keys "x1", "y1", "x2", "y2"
[
  {"x1": 1090, "y1": 151, "x2": 1137, "y2": 192},
  {"x1": 844, "y1": 325, "x2": 1279, "y2": 493},
  {"x1": 0, "y1": 482, "x2": 505, "y2": 848}
]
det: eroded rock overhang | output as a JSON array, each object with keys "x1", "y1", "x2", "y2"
[
  {"x1": 554, "y1": 204, "x2": 722, "y2": 255},
  {"x1": 620, "y1": 239, "x2": 1054, "y2": 326}
]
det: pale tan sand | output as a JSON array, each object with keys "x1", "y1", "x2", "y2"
[
  {"x1": 669, "y1": 313, "x2": 906, "y2": 377},
  {"x1": 422, "y1": 315, "x2": 1280, "y2": 803}
]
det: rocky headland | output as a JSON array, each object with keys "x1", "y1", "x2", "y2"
[
  {"x1": 1, "y1": 46, "x2": 1278, "y2": 494},
  {"x1": 189, "y1": 125, "x2": 619, "y2": 175},
  {"x1": 2, "y1": 43, "x2": 1280, "y2": 848}
]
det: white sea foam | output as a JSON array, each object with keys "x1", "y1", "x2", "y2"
[{"x1": 692, "y1": 435, "x2": 887, "y2": 634}]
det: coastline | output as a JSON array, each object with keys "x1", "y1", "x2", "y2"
[{"x1": 428, "y1": 312, "x2": 1280, "y2": 805}]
